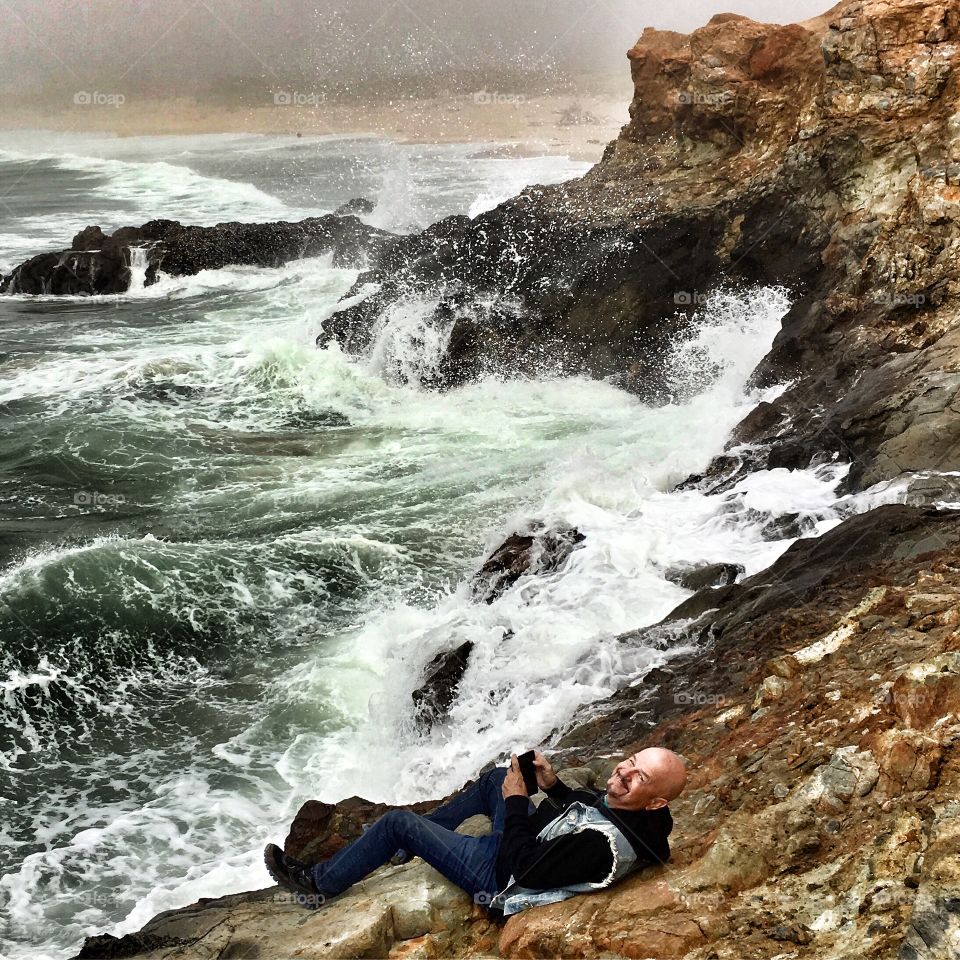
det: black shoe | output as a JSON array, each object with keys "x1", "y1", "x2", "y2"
[{"x1": 263, "y1": 843, "x2": 326, "y2": 909}]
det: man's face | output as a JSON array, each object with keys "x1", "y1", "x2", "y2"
[{"x1": 605, "y1": 752, "x2": 667, "y2": 811}]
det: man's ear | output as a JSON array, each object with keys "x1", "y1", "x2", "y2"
[{"x1": 644, "y1": 797, "x2": 668, "y2": 810}]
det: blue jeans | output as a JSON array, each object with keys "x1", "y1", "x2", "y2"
[{"x1": 310, "y1": 766, "x2": 507, "y2": 900}]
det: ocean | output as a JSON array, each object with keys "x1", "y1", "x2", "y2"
[{"x1": 0, "y1": 130, "x2": 882, "y2": 959}]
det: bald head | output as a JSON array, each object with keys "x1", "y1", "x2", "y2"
[
  {"x1": 636, "y1": 747, "x2": 688, "y2": 801},
  {"x1": 605, "y1": 747, "x2": 688, "y2": 811}
]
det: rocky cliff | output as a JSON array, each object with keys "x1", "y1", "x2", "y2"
[
  {"x1": 57, "y1": 0, "x2": 960, "y2": 958},
  {"x1": 324, "y1": 0, "x2": 960, "y2": 498}
]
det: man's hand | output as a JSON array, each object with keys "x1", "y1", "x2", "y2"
[
  {"x1": 501, "y1": 754, "x2": 529, "y2": 799},
  {"x1": 533, "y1": 751, "x2": 558, "y2": 790}
]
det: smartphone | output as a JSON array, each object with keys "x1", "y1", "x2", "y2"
[{"x1": 517, "y1": 750, "x2": 539, "y2": 795}]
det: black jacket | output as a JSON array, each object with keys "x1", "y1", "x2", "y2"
[{"x1": 494, "y1": 777, "x2": 672, "y2": 891}]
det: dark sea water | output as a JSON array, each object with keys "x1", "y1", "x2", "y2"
[{"x1": 0, "y1": 130, "x2": 851, "y2": 959}]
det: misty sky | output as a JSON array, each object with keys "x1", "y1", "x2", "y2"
[{"x1": 0, "y1": 0, "x2": 838, "y2": 98}]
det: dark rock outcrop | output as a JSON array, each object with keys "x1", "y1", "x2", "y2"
[
  {"x1": 470, "y1": 523, "x2": 585, "y2": 603},
  {"x1": 411, "y1": 640, "x2": 474, "y2": 729},
  {"x1": 317, "y1": 198, "x2": 830, "y2": 396},
  {"x1": 1, "y1": 215, "x2": 393, "y2": 295},
  {"x1": 333, "y1": 197, "x2": 375, "y2": 217}
]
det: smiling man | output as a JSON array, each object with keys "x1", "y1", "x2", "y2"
[{"x1": 264, "y1": 747, "x2": 687, "y2": 918}]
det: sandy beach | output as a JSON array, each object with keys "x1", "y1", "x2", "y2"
[{"x1": 0, "y1": 86, "x2": 631, "y2": 162}]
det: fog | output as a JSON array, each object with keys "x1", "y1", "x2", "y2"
[{"x1": 0, "y1": 0, "x2": 838, "y2": 101}]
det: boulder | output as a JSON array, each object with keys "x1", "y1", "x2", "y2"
[{"x1": 333, "y1": 197, "x2": 375, "y2": 217}]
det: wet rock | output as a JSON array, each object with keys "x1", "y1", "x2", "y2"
[
  {"x1": 125, "y1": 380, "x2": 204, "y2": 405},
  {"x1": 411, "y1": 640, "x2": 474, "y2": 728},
  {"x1": 664, "y1": 561, "x2": 744, "y2": 591},
  {"x1": 470, "y1": 523, "x2": 585, "y2": 603},
  {"x1": 661, "y1": 583, "x2": 738, "y2": 625},
  {"x1": 760, "y1": 512, "x2": 817, "y2": 541},
  {"x1": 2, "y1": 215, "x2": 394, "y2": 296},
  {"x1": 77, "y1": 933, "x2": 179, "y2": 959}
]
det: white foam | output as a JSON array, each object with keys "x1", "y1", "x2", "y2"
[{"x1": 0, "y1": 146, "x2": 302, "y2": 226}]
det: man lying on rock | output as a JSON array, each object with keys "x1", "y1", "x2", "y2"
[{"x1": 264, "y1": 747, "x2": 687, "y2": 918}]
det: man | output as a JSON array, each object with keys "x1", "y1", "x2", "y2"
[{"x1": 264, "y1": 747, "x2": 687, "y2": 917}]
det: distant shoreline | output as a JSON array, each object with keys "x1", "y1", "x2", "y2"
[{"x1": 0, "y1": 90, "x2": 629, "y2": 163}]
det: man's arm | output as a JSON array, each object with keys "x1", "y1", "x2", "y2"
[{"x1": 500, "y1": 795, "x2": 613, "y2": 888}]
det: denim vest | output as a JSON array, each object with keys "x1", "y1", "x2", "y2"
[{"x1": 490, "y1": 800, "x2": 639, "y2": 917}]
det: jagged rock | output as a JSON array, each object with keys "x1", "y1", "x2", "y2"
[
  {"x1": 470, "y1": 523, "x2": 585, "y2": 603},
  {"x1": 76, "y1": 933, "x2": 178, "y2": 959},
  {"x1": 664, "y1": 561, "x2": 744, "y2": 592},
  {"x1": 317, "y1": 195, "x2": 828, "y2": 395},
  {"x1": 759, "y1": 512, "x2": 817, "y2": 541},
  {"x1": 1, "y1": 215, "x2": 393, "y2": 295},
  {"x1": 411, "y1": 640, "x2": 474, "y2": 728}
]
